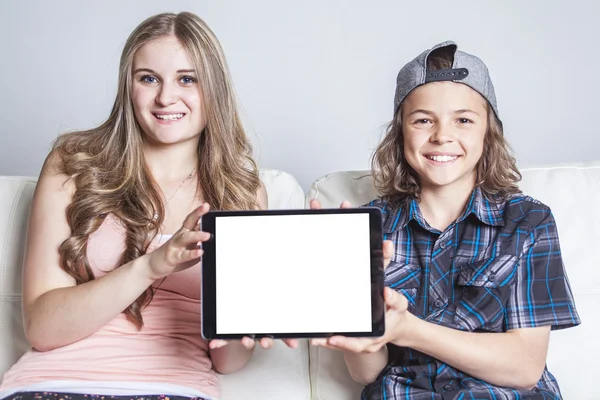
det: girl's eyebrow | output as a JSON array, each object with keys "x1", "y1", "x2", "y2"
[
  {"x1": 132, "y1": 68, "x2": 155, "y2": 74},
  {"x1": 132, "y1": 68, "x2": 196, "y2": 74}
]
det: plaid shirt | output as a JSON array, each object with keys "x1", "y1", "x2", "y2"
[{"x1": 361, "y1": 188, "x2": 580, "y2": 400}]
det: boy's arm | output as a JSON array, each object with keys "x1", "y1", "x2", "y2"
[
  {"x1": 319, "y1": 209, "x2": 579, "y2": 390},
  {"x1": 322, "y1": 291, "x2": 550, "y2": 389},
  {"x1": 397, "y1": 317, "x2": 550, "y2": 389},
  {"x1": 342, "y1": 347, "x2": 388, "y2": 385}
]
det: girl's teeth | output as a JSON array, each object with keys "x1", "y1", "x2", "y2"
[
  {"x1": 429, "y1": 155, "x2": 458, "y2": 162},
  {"x1": 155, "y1": 113, "x2": 184, "y2": 120}
]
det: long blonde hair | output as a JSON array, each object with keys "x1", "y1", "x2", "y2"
[
  {"x1": 55, "y1": 12, "x2": 260, "y2": 328},
  {"x1": 372, "y1": 50, "x2": 521, "y2": 204}
]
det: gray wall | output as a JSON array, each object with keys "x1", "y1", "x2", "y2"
[{"x1": 1, "y1": 0, "x2": 598, "y2": 190}]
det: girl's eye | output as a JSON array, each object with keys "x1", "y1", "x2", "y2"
[
  {"x1": 458, "y1": 118, "x2": 473, "y2": 124},
  {"x1": 180, "y1": 76, "x2": 197, "y2": 84},
  {"x1": 140, "y1": 75, "x2": 158, "y2": 84}
]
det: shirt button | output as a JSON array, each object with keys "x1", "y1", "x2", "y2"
[
  {"x1": 443, "y1": 384, "x2": 453, "y2": 391},
  {"x1": 434, "y1": 299, "x2": 444, "y2": 308},
  {"x1": 439, "y1": 242, "x2": 446, "y2": 249},
  {"x1": 488, "y1": 273, "x2": 496, "y2": 282}
]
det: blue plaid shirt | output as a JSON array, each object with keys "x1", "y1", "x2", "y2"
[{"x1": 362, "y1": 188, "x2": 580, "y2": 400}]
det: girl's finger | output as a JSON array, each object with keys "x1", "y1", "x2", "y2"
[
  {"x1": 259, "y1": 337, "x2": 274, "y2": 349},
  {"x1": 176, "y1": 230, "x2": 211, "y2": 245},
  {"x1": 183, "y1": 203, "x2": 211, "y2": 231},
  {"x1": 209, "y1": 339, "x2": 228, "y2": 349},
  {"x1": 178, "y1": 248, "x2": 203, "y2": 263},
  {"x1": 241, "y1": 337, "x2": 255, "y2": 350}
]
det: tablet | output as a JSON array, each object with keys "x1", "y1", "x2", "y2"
[{"x1": 200, "y1": 208, "x2": 385, "y2": 340}]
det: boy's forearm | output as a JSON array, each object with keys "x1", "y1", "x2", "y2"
[
  {"x1": 400, "y1": 315, "x2": 549, "y2": 390},
  {"x1": 343, "y1": 346, "x2": 388, "y2": 385}
]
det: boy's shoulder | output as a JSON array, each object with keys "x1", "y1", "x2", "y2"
[
  {"x1": 500, "y1": 192, "x2": 554, "y2": 229},
  {"x1": 361, "y1": 192, "x2": 557, "y2": 233}
]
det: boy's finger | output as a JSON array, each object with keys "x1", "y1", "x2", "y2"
[
  {"x1": 382, "y1": 240, "x2": 395, "y2": 270},
  {"x1": 310, "y1": 199, "x2": 322, "y2": 209},
  {"x1": 340, "y1": 201, "x2": 352, "y2": 209}
]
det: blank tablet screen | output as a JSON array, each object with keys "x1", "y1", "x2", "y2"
[{"x1": 213, "y1": 213, "x2": 372, "y2": 335}]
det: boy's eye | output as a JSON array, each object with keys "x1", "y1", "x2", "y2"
[
  {"x1": 140, "y1": 75, "x2": 158, "y2": 84},
  {"x1": 415, "y1": 119, "x2": 432, "y2": 124},
  {"x1": 180, "y1": 76, "x2": 197, "y2": 84}
]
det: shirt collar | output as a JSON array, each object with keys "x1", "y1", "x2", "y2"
[
  {"x1": 458, "y1": 187, "x2": 505, "y2": 227},
  {"x1": 382, "y1": 188, "x2": 504, "y2": 234}
]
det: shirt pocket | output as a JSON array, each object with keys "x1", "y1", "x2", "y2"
[
  {"x1": 453, "y1": 254, "x2": 519, "y2": 332},
  {"x1": 385, "y1": 261, "x2": 421, "y2": 314}
]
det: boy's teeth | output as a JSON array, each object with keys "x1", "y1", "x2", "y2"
[
  {"x1": 428, "y1": 155, "x2": 458, "y2": 162},
  {"x1": 155, "y1": 113, "x2": 184, "y2": 120}
]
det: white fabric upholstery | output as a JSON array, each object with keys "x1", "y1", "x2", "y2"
[
  {"x1": 0, "y1": 170, "x2": 310, "y2": 400},
  {"x1": 305, "y1": 161, "x2": 600, "y2": 400},
  {"x1": 0, "y1": 177, "x2": 35, "y2": 378}
]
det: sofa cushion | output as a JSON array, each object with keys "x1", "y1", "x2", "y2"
[
  {"x1": 0, "y1": 177, "x2": 35, "y2": 377},
  {"x1": 305, "y1": 161, "x2": 600, "y2": 400}
]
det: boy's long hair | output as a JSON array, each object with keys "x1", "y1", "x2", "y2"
[
  {"x1": 371, "y1": 49, "x2": 521, "y2": 204},
  {"x1": 54, "y1": 12, "x2": 260, "y2": 329}
]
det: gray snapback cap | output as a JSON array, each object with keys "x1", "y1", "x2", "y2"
[{"x1": 393, "y1": 41, "x2": 499, "y2": 120}]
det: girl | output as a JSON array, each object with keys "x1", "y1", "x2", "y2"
[
  {"x1": 0, "y1": 11, "x2": 295, "y2": 400},
  {"x1": 311, "y1": 41, "x2": 579, "y2": 399}
]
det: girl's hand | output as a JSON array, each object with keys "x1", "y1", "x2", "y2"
[
  {"x1": 209, "y1": 337, "x2": 299, "y2": 350},
  {"x1": 146, "y1": 203, "x2": 212, "y2": 280}
]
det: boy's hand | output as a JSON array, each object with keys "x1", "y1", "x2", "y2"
[
  {"x1": 310, "y1": 287, "x2": 409, "y2": 353},
  {"x1": 308, "y1": 198, "x2": 410, "y2": 352}
]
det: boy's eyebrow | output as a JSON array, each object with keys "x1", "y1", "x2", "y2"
[
  {"x1": 406, "y1": 109, "x2": 435, "y2": 117},
  {"x1": 132, "y1": 68, "x2": 196, "y2": 74},
  {"x1": 455, "y1": 109, "x2": 480, "y2": 116}
]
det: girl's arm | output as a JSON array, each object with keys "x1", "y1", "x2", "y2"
[{"x1": 23, "y1": 151, "x2": 209, "y2": 351}]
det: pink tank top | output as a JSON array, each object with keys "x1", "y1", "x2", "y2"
[{"x1": 0, "y1": 215, "x2": 220, "y2": 398}]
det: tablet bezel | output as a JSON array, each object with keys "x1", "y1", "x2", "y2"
[{"x1": 200, "y1": 207, "x2": 385, "y2": 340}]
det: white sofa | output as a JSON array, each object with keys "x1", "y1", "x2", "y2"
[{"x1": 1, "y1": 163, "x2": 599, "y2": 399}]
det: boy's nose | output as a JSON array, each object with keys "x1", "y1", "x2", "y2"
[{"x1": 429, "y1": 124, "x2": 455, "y2": 144}]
